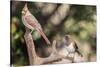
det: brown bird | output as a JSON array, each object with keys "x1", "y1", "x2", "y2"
[
  {"x1": 22, "y1": 3, "x2": 51, "y2": 45},
  {"x1": 56, "y1": 35, "x2": 82, "y2": 57},
  {"x1": 63, "y1": 35, "x2": 82, "y2": 56}
]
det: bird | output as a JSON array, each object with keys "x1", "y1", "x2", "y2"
[
  {"x1": 21, "y1": 3, "x2": 51, "y2": 45},
  {"x1": 56, "y1": 35, "x2": 82, "y2": 57},
  {"x1": 63, "y1": 35, "x2": 83, "y2": 57}
]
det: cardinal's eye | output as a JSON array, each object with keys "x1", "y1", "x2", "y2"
[{"x1": 22, "y1": 10, "x2": 27, "y2": 15}]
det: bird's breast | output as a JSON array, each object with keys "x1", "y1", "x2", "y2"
[{"x1": 22, "y1": 16, "x2": 34, "y2": 30}]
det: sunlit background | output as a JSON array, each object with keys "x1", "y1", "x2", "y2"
[{"x1": 11, "y1": 1, "x2": 96, "y2": 65}]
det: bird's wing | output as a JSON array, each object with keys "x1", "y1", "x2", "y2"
[
  {"x1": 75, "y1": 43, "x2": 78, "y2": 49},
  {"x1": 24, "y1": 15, "x2": 42, "y2": 30}
]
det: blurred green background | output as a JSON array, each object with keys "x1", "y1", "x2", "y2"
[{"x1": 11, "y1": 1, "x2": 96, "y2": 65}]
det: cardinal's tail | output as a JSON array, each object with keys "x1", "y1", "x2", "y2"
[{"x1": 37, "y1": 28, "x2": 51, "y2": 45}]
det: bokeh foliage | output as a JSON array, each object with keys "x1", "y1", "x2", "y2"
[{"x1": 11, "y1": 1, "x2": 96, "y2": 65}]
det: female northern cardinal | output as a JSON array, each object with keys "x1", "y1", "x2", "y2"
[{"x1": 22, "y1": 3, "x2": 51, "y2": 45}]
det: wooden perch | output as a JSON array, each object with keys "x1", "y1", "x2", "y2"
[
  {"x1": 24, "y1": 27, "x2": 67, "y2": 65},
  {"x1": 24, "y1": 27, "x2": 85, "y2": 65}
]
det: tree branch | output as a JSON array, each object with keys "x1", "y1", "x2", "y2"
[{"x1": 24, "y1": 27, "x2": 67, "y2": 65}]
